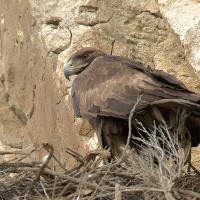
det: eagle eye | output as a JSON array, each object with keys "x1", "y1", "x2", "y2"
[{"x1": 82, "y1": 54, "x2": 88, "y2": 59}]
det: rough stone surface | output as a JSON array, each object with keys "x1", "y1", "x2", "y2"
[
  {"x1": 158, "y1": 0, "x2": 200, "y2": 75},
  {"x1": 40, "y1": 23, "x2": 71, "y2": 54},
  {"x1": 0, "y1": 0, "x2": 88, "y2": 167},
  {"x1": 0, "y1": 0, "x2": 199, "y2": 167}
]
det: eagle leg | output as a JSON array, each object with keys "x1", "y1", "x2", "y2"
[
  {"x1": 96, "y1": 116, "x2": 128, "y2": 163},
  {"x1": 187, "y1": 148, "x2": 200, "y2": 175},
  {"x1": 189, "y1": 164, "x2": 200, "y2": 175},
  {"x1": 96, "y1": 117, "x2": 112, "y2": 164},
  {"x1": 151, "y1": 106, "x2": 165, "y2": 122},
  {"x1": 175, "y1": 109, "x2": 200, "y2": 175},
  {"x1": 96, "y1": 116, "x2": 104, "y2": 148}
]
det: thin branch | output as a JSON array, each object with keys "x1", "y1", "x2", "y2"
[
  {"x1": 116, "y1": 95, "x2": 142, "y2": 164},
  {"x1": 26, "y1": 143, "x2": 54, "y2": 195},
  {"x1": 40, "y1": 180, "x2": 50, "y2": 200}
]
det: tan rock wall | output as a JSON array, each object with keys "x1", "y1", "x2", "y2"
[
  {"x1": 158, "y1": 0, "x2": 200, "y2": 82},
  {"x1": 0, "y1": 0, "x2": 199, "y2": 167},
  {"x1": 0, "y1": 0, "x2": 87, "y2": 167}
]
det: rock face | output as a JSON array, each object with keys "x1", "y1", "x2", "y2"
[
  {"x1": 158, "y1": 0, "x2": 200, "y2": 78},
  {"x1": 0, "y1": 0, "x2": 200, "y2": 167}
]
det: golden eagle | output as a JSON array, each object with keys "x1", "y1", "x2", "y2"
[{"x1": 64, "y1": 47, "x2": 200, "y2": 165}]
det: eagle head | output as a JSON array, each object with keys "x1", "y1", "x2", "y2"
[{"x1": 64, "y1": 47, "x2": 106, "y2": 80}]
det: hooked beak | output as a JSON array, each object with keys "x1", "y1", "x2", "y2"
[
  {"x1": 64, "y1": 61, "x2": 75, "y2": 81},
  {"x1": 63, "y1": 60, "x2": 88, "y2": 80},
  {"x1": 64, "y1": 63, "x2": 69, "y2": 80}
]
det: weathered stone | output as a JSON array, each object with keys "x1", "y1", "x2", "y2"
[
  {"x1": 0, "y1": 0, "x2": 88, "y2": 166},
  {"x1": 40, "y1": 22, "x2": 71, "y2": 54},
  {"x1": 158, "y1": 0, "x2": 200, "y2": 76},
  {"x1": 184, "y1": 22, "x2": 200, "y2": 76}
]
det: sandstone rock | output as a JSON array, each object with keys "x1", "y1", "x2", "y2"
[
  {"x1": 0, "y1": 0, "x2": 87, "y2": 166},
  {"x1": 40, "y1": 22, "x2": 71, "y2": 54},
  {"x1": 158, "y1": 0, "x2": 200, "y2": 75}
]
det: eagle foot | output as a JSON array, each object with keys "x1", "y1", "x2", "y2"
[{"x1": 187, "y1": 163, "x2": 200, "y2": 176}]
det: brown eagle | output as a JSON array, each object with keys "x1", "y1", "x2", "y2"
[{"x1": 64, "y1": 47, "x2": 200, "y2": 165}]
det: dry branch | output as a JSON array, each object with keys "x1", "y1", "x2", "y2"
[
  {"x1": 0, "y1": 139, "x2": 199, "y2": 200},
  {"x1": 0, "y1": 99, "x2": 199, "y2": 199}
]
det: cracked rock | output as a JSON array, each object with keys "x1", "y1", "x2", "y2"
[{"x1": 40, "y1": 23, "x2": 71, "y2": 54}]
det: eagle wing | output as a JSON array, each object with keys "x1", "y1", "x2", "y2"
[{"x1": 71, "y1": 55, "x2": 200, "y2": 120}]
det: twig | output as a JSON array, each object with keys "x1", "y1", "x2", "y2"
[
  {"x1": 115, "y1": 183, "x2": 122, "y2": 200},
  {"x1": 51, "y1": 176, "x2": 57, "y2": 199},
  {"x1": 126, "y1": 95, "x2": 142, "y2": 149},
  {"x1": 120, "y1": 185, "x2": 163, "y2": 192},
  {"x1": 65, "y1": 148, "x2": 84, "y2": 163},
  {"x1": 88, "y1": 161, "x2": 112, "y2": 200},
  {"x1": 16, "y1": 144, "x2": 42, "y2": 162},
  {"x1": 26, "y1": 143, "x2": 54, "y2": 195},
  {"x1": 0, "y1": 150, "x2": 28, "y2": 155},
  {"x1": 52, "y1": 154, "x2": 68, "y2": 172},
  {"x1": 40, "y1": 180, "x2": 50, "y2": 200},
  {"x1": 177, "y1": 189, "x2": 200, "y2": 198},
  {"x1": 58, "y1": 183, "x2": 74, "y2": 198},
  {"x1": 116, "y1": 95, "x2": 142, "y2": 164},
  {"x1": 0, "y1": 134, "x2": 199, "y2": 200}
]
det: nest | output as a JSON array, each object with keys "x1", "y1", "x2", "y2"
[{"x1": 0, "y1": 142, "x2": 199, "y2": 200}]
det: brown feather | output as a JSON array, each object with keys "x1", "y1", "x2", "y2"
[
  {"x1": 69, "y1": 51, "x2": 200, "y2": 159},
  {"x1": 72, "y1": 55, "x2": 200, "y2": 119}
]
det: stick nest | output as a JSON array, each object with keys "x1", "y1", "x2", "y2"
[{"x1": 0, "y1": 142, "x2": 199, "y2": 200}]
